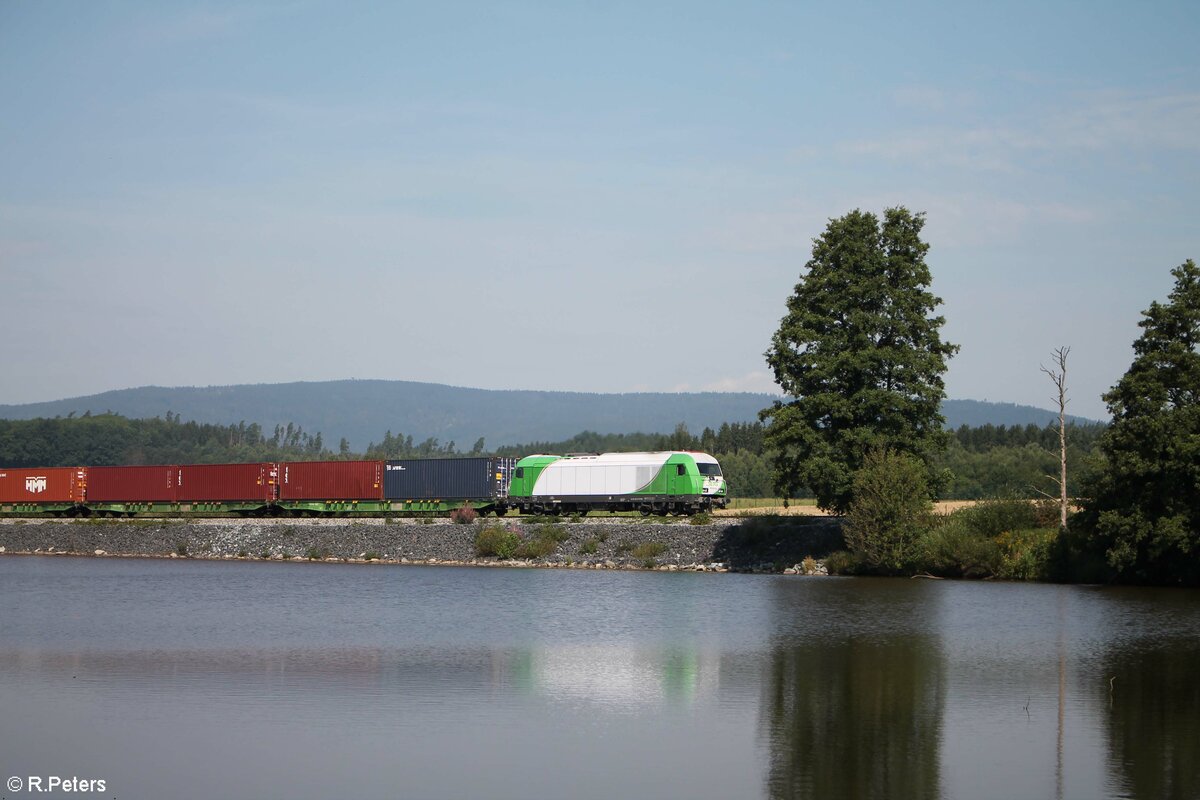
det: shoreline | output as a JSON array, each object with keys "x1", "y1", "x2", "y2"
[{"x1": 0, "y1": 517, "x2": 843, "y2": 575}]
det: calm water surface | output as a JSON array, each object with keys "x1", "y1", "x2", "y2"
[{"x1": 1, "y1": 556, "x2": 1198, "y2": 799}]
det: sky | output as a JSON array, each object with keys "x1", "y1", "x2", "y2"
[{"x1": 1, "y1": 1, "x2": 1197, "y2": 420}]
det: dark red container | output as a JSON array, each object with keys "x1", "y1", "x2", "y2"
[
  {"x1": 0, "y1": 467, "x2": 86, "y2": 504},
  {"x1": 86, "y1": 465, "x2": 178, "y2": 503},
  {"x1": 176, "y1": 463, "x2": 278, "y2": 503},
  {"x1": 279, "y1": 461, "x2": 384, "y2": 501}
]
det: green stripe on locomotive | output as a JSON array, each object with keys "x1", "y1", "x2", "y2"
[
  {"x1": 507, "y1": 455, "x2": 562, "y2": 499},
  {"x1": 631, "y1": 453, "x2": 700, "y2": 496}
]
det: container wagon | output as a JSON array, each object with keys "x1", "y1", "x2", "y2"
[
  {"x1": 278, "y1": 460, "x2": 385, "y2": 514},
  {"x1": 86, "y1": 465, "x2": 178, "y2": 515},
  {"x1": 384, "y1": 457, "x2": 516, "y2": 514},
  {"x1": 175, "y1": 463, "x2": 278, "y2": 513},
  {"x1": 0, "y1": 467, "x2": 86, "y2": 514}
]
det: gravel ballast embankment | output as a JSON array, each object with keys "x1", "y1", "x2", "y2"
[{"x1": 0, "y1": 517, "x2": 845, "y2": 574}]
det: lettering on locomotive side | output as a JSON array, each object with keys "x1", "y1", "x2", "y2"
[
  {"x1": 26, "y1": 476, "x2": 48, "y2": 494},
  {"x1": 386, "y1": 465, "x2": 406, "y2": 471}
]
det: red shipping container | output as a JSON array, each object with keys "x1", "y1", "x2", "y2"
[
  {"x1": 0, "y1": 467, "x2": 86, "y2": 504},
  {"x1": 86, "y1": 465, "x2": 178, "y2": 503},
  {"x1": 279, "y1": 461, "x2": 384, "y2": 501},
  {"x1": 176, "y1": 463, "x2": 278, "y2": 503}
]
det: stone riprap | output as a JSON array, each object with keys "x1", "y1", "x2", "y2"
[{"x1": 0, "y1": 516, "x2": 845, "y2": 574}]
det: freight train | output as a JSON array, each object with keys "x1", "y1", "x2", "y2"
[{"x1": 0, "y1": 452, "x2": 727, "y2": 517}]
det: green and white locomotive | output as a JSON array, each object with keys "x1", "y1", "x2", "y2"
[{"x1": 505, "y1": 451, "x2": 727, "y2": 516}]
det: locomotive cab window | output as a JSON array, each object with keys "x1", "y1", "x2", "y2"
[
  {"x1": 515, "y1": 468, "x2": 524, "y2": 479},
  {"x1": 697, "y1": 463, "x2": 722, "y2": 476},
  {"x1": 676, "y1": 464, "x2": 685, "y2": 476}
]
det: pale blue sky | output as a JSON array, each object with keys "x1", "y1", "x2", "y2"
[{"x1": 2, "y1": 0, "x2": 1197, "y2": 420}]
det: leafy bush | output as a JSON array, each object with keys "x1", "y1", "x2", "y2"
[
  {"x1": 689, "y1": 512, "x2": 712, "y2": 525},
  {"x1": 995, "y1": 528, "x2": 1058, "y2": 581},
  {"x1": 614, "y1": 539, "x2": 634, "y2": 555},
  {"x1": 823, "y1": 550, "x2": 865, "y2": 575},
  {"x1": 579, "y1": 538, "x2": 600, "y2": 555},
  {"x1": 363, "y1": 551, "x2": 381, "y2": 561},
  {"x1": 475, "y1": 525, "x2": 520, "y2": 559},
  {"x1": 844, "y1": 449, "x2": 934, "y2": 574},
  {"x1": 450, "y1": 504, "x2": 478, "y2": 525},
  {"x1": 919, "y1": 518, "x2": 1001, "y2": 578},
  {"x1": 306, "y1": 546, "x2": 332, "y2": 560},
  {"x1": 955, "y1": 497, "x2": 1039, "y2": 538},
  {"x1": 515, "y1": 536, "x2": 559, "y2": 559},
  {"x1": 511, "y1": 524, "x2": 570, "y2": 558}
]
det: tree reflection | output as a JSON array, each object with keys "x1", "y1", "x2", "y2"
[
  {"x1": 1104, "y1": 642, "x2": 1200, "y2": 800},
  {"x1": 761, "y1": 627, "x2": 944, "y2": 799}
]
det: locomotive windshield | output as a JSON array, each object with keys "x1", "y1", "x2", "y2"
[{"x1": 697, "y1": 463, "x2": 722, "y2": 476}]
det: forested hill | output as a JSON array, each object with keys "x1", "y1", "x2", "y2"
[
  {"x1": 0, "y1": 381, "x2": 770, "y2": 451},
  {"x1": 0, "y1": 380, "x2": 1098, "y2": 450}
]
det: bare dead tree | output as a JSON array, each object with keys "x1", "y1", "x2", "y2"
[{"x1": 1040, "y1": 347, "x2": 1070, "y2": 530}]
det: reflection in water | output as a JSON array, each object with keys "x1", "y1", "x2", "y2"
[
  {"x1": 503, "y1": 644, "x2": 710, "y2": 709},
  {"x1": 1103, "y1": 641, "x2": 1200, "y2": 800},
  {"x1": 761, "y1": 583, "x2": 944, "y2": 800},
  {"x1": 0, "y1": 642, "x2": 715, "y2": 713}
]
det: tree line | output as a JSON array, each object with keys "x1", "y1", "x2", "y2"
[{"x1": 1, "y1": 410, "x2": 1105, "y2": 503}]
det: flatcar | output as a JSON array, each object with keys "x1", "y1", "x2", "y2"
[
  {"x1": 506, "y1": 451, "x2": 727, "y2": 516},
  {"x1": 0, "y1": 458, "x2": 515, "y2": 517}
]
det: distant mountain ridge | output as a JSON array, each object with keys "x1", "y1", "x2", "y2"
[{"x1": 0, "y1": 381, "x2": 1100, "y2": 450}]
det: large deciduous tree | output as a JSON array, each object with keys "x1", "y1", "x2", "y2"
[
  {"x1": 1080, "y1": 259, "x2": 1200, "y2": 584},
  {"x1": 761, "y1": 207, "x2": 958, "y2": 513}
]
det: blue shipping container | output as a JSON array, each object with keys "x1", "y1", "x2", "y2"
[{"x1": 383, "y1": 457, "x2": 516, "y2": 501}]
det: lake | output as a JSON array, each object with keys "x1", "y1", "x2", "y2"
[{"x1": 1, "y1": 556, "x2": 1197, "y2": 799}]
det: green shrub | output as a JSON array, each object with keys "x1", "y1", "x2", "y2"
[
  {"x1": 536, "y1": 523, "x2": 570, "y2": 544},
  {"x1": 579, "y1": 538, "x2": 599, "y2": 555},
  {"x1": 823, "y1": 550, "x2": 864, "y2": 575},
  {"x1": 175, "y1": 542, "x2": 189, "y2": 557},
  {"x1": 919, "y1": 518, "x2": 1002, "y2": 578},
  {"x1": 515, "y1": 536, "x2": 558, "y2": 559},
  {"x1": 844, "y1": 449, "x2": 934, "y2": 574},
  {"x1": 475, "y1": 525, "x2": 520, "y2": 559},
  {"x1": 995, "y1": 528, "x2": 1058, "y2": 581},
  {"x1": 363, "y1": 551, "x2": 381, "y2": 561},
  {"x1": 614, "y1": 539, "x2": 635, "y2": 555},
  {"x1": 689, "y1": 512, "x2": 712, "y2": 525},
  {"x1": 632, "y1": 542, "x2": 666, "y2": 560},
  {"x1": 306, "y1": 546, "x2": 332, "y2": 560},
  {"x1": 956, "y1": 498, "x2": 1039, "y2": 538}
]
